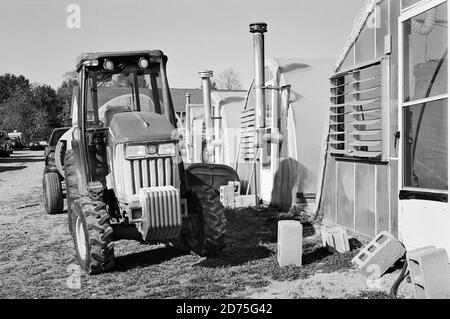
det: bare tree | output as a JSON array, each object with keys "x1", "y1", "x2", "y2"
[{"x1": 215, "y1": 68, "x2": 242, "y2": 90}]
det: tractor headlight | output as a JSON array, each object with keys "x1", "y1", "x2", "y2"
[
  {"x1": 125, "y1": 145, "x2": 146, "y2": 158},
  {"x1": 138, "y1": 57, "x2": 149, "y2": 69},
  {"x1": 158, "y1": 143, "x2": 175, "y2": 156},
  {"x1": 103, "y1": 59, "x2": 115, "y2": 71}
]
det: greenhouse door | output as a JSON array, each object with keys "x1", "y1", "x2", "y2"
[{"x1": 398, "y1": 0, "x2": 450, "y2": 252}]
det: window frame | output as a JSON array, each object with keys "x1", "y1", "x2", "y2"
[{"x1": 398, "y1": 0, "x2": 449, "y2": 194}]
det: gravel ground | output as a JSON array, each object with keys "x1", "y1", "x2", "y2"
[{"x1": 0, "y1": 150, "x2": 414, "y2": 299}]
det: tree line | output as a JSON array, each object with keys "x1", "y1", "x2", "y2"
[
  {"x1": 0, "y1": 67, "x2": 242, "y2": 142},
  {"x1": 0, "y1": 71, "x2": 77, "y2": 141}
]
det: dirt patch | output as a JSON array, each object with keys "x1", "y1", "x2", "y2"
[{"x1": 0, "y1": 151, "x2": 415, "y2": 299}]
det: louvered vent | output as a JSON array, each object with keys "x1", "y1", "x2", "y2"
[
  {"x1": 329, "y1": 60, "x2": 387, "y2": 159},
  {"x1": 240, "y1": 107, "x2": 256, "y2": 161}
]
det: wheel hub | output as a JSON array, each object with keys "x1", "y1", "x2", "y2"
[{"x1": 75, "y1": 217, "x2": 87, "y2": 261}]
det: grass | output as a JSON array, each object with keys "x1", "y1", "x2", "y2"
[
  {"x1": 346, "y1": 290, "x2": 395, "y2": 299},
  {"x1": 1, "y1": 198, "x2": 361, "y2": 299}
]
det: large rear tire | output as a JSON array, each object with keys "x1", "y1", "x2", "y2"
[
  {"x1": 182, "y1": 185, "x2": 226, "y2": 256},
  {"x1": 43, "y1": 172, "x2": 63, "y2": 214},
  {"x1": 71, "y1": 198, "x2": 115, "y2": 274}
]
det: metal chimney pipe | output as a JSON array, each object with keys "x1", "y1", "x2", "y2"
[
  {"x1": 185, "y1": 93, "x2": 192, "y2": 163},
  {"x1": 199, "y1": 70, "x2": 214, "y2": 158},
  {"x1": 250, "y1": 22, "x2": 267, "y2": 146}
]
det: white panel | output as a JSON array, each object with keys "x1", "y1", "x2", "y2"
[
  {"x1": 400, "y1": 200, "x2": 450, "y2": 254},
  {"x1": 157, "y1": 158, "x2": 164, "y2": 186},
  {"x1": 142, "y1": 160, "x2": 149, "y2": 188},
  {"x1": 149, "y1": 159, "x2": 157, "y2": 187},
  {"x1": 133, "y1": 160, "x2": 141, "y2": 191},
  {"x1": 165, "y1": 158, "x2": 172, "y2": 185}
]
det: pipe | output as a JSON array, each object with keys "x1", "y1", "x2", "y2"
[
  {"x1": 250, "y1": 22, "x2": 267, "y2": 146},
  {"x1": 412, "y1": 8, "x2": 437, "y2": 36},
  {"x1": 199, "y1": 70, "x2": 214, "y2": 162},
  {"x1": 185, "y1": 93, "x2": 192, "y2": 163},
  {"x1": 214, "y1": 99, "x2": 223, "y2": 163},
  {"x1": 249, "y1": 22, "x2": 267, "y2": 202}
]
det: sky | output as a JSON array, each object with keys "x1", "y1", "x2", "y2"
[{"x1": 0, "y1": 0, "x2": 364, "y2": 89}]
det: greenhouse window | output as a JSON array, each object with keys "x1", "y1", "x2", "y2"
[{"x1": 328, "y1": 57, "x2": 390, "y2": 161}]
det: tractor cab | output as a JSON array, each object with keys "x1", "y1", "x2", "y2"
[{"x1": 75, "y1": 51, "x2": 175, "y2": 128}]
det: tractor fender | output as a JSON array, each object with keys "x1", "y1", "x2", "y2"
[
  {"x1": 55, "y1": 127, "x2": 77, "y2": 176},
  {"x1": 58, "y1": 126, "x2": 77, "y2": 151},
  {"x1": 54, "y1": 140, "x2": 65, "y2": 177},
  {"x1": 185, "y1": 163, "x2": 240, "y2": 193}
]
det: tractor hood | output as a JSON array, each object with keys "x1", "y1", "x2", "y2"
[{"x1": 109, "y1": 112, "x2": 177, "y2": 144}]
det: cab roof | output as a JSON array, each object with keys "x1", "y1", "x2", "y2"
[{"x1": 76, "y1": 50, "x2": 165, "y2": 71}]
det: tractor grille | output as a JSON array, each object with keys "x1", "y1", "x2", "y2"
[
  {"x1": 129, "y1": 157, "x2": 174, "y2": 193},
  {"x1": 114, "y1": 144, "x2": 178, "y2": 198},
  {"x1": 139, "y1": 186, "x2": 182, "y2": 241}
]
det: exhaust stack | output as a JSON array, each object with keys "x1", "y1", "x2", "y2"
[
  {"x1": 250, "y1": 22, "x2": 267, "y2": 146},
  {"x1": 199, "y1": 70, "x2": 214, "y2": 161},
  {"x1": 185, "y1": 93, "x2": 192, "y2": 163}
]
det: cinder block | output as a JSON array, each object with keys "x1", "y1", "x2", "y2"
[
  {"x1": 407, "y1": 246, "x2": 450, "y2": 299},
  {"x1": 234, "y1": 195, "x2": 256, "y2": 208},
  {"x1": 351, "y1": 231, "x2": 405, "y2": 278},
  {"x1": 219, "y1": 185, "x2": 235, "y2": 209},
  {"x1": 228, "y1": 181, "x2": 241, "y2": 195},
  {"x1": 277, "y1": 220, "x2": 302, "y2": 267},
  {"x1": 321, "y1": 226, "x2": 350, "y2": 253}
]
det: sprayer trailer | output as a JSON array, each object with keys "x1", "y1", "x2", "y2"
[
  {"x1": 42, "y1": 127, "x2": 70, "y2": 215},
  {"x1": 53, "y1": 50, "x2": 228, "y2": 274}
]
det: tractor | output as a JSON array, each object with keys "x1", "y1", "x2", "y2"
[{"x1": 54, "y1": 50, "x2": 231, "y2": 274}]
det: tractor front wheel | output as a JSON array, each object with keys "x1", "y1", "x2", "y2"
[
  {"x1": 71, "y1": 198, "x2": 115, "y2": 274},
  {"x1": 182, "y1": 185, "x2": 226, "y2": 257},
  {"x1": 43, "y1": 172, "x2": 63, "y2": 214}
]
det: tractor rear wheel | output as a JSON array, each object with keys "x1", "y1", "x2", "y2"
[
  {"x1": 43, "y1": 172, "x2": 63, "y2": 214},
  {"x1": 71, "y1": 198, "x2": 115, "y2": 274},
  {"x1": 182, "y1": 185, "x2": 226, "y2": 256},
  {"x1": 64, "y1": 150, "x2": 80, "y2": 236}
]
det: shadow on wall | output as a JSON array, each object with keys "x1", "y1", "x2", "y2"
[
  {"x1": 279, "y1": 63, "x2": 310, "y2": 73},
  {"x1": 271, "y1": 157, "x2": 309, "y2": 208},
  {"x1": 220, "y1": 96, "x2": 245, "y2": 105}
]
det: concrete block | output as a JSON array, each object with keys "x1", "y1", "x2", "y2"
[
  {"x1": 234, "y1": 195, "x2": 256, "y2": 208},
  {"x1": 351, "y1": 231, "x2": 405, "y2": 278},
  {"x1": 321, "y1": 226, "x2": 350, "y2": 253},
  {"x1": 407, "y1": 246, "x2": 450, "y2": 299},
  {"x1": 228, "y1": 181, "x2": 241, "y2": 195},
  {"x1": 277, "y1": 220, "x2": 302, "y2": 267},
  {"x1": 219, "y1": 185, "x2": 235, "y2": 209}
]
